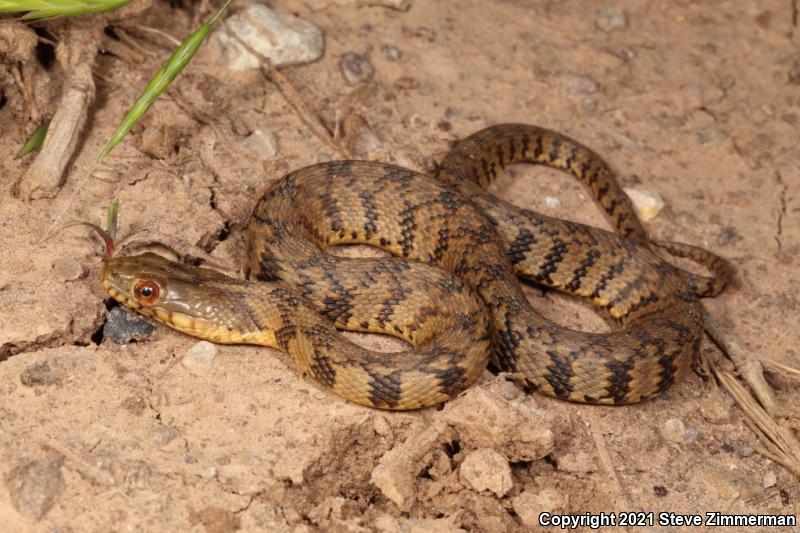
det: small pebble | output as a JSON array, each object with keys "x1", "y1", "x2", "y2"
[
  {"x1": 122, "y1": 394, "x2": 147, "y2": 416},
  {"x1": 582, "y1": 97, "x2": 598, "y2": 112},
  {"x1": 182, "y1": 341, "x2": 218, "y2": 372},
  {"x1": 459, "y1": 448, "x2": 512, "y2": 497},
  {"x1": 103, "y1": 306, "x2": 155, "y2": 344},
  {"x1": 699, "y1": 395, "x2": 731, "y2": 425},
  {"x1": 211, "y1": 5, "x2": 323, "y2": 71},
  {"x1": 150, "y1": 425, "x2": 179, "y2": 446},
  {"x1": 716, "y1": 226, "x2": 739, "y2": 246},
  {"x1": 544, "y1": 196, "x2": 560, "y2": 209},
  {"x1": 623, "y1": 187, "x2": 665, "y2": 221},
  {"x1": 418, "y1": 81, "x2": 434, "y2": 95},
  {"x1": 19, "y1": 361, "x2": 59, "y2": 387},
  {"x1": 659, "y1": 418, "x2": 686, "y2": 443},
  {"x1": 694, "y1": 126, "x2": 726, "y2": 146},
  {"x1": 5, "y1": 456, "x2": 64, "y2": 520},
  {"x1": 242, "y1": 128, "x2": 278, "y2": 160},
  {"x1": 596, "y1": 6, "x2": 627, "y2": 32},
  {"x1": 381, "y1": 43, "x2": 401, "y2": 61},
  {"x1": 763, "y1": 471, "x2": 777, "y2": 489},
  {"x1": 340, "y1": 52, "x2": 374, "y2": 85},
  {"x1": 562, "y1": 72, "x2": 598, "y2": 94}
]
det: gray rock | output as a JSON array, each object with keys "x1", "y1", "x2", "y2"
[
  {"x1": 242, "y1": 128, "x2": 278, "y2": 160},
  {"x1": 5, "y1": 456, "x2": 65, "y2": 520},
  {"x1": 211, "y1": 5, "x2": 324, "y2": 71},
  {"x1": 103, "y1": 306, "x2": 155, "y2": 344},
  {"x1": 340, "y1": 52, "x2": 374, "y2": 85},
  {"x1": 596, "y1": 6, "x2": 627, "y2": 32}
]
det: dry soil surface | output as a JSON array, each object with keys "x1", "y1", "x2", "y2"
[{"x1": 1, "y1": 0, "x2": 799, "y2": 531}]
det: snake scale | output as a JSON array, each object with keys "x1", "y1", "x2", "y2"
[{"x1": 102, "y1": 124, "x2": 732, "y2": 409}]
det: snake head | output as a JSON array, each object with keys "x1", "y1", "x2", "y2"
[{"x1": 101, "y1": 252, "x2": 251, "y2": 342}]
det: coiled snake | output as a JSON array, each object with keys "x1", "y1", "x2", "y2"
[{"x1": 102, "y1": 124, "x2": 732, "y2": 409}]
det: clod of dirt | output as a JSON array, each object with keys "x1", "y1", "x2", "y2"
[
  {"x1": 181, "y1": 341, "x2": 218, "y2": 373},
  {"x1": 557, "y1": 450, "x2": 597, "y2": 476},
  {"x1": 700, "y1": 466, "x2": 762, "y2": 501},
  {"x1": 210, "y1": 5, "x2": 324, "y2": 71},
  {"x1": 458, "y1": 448, "x2": 512, "y2": 497},
  {"x1": 595, "y1": 6, "x2": 627, "y2": 32},
  {"x1": 371, "y1": 421, "x2": 454, "y2": 510},
  {"x1": 374, "y1": 513, "x2": 462, "y2": 533},
  {"x1": 103, "y1": 306, "x2": 155, "y2": 344},
  {"x1": 561, "y1": 72, "x2": 598, "y2": 95},
  {"x1": 139, "y1": 124, "x2": 180, "y2": 160},
  {"x1": 659, "y1": 417, "x2": 687, "y2": 443},
  {"x1": 242, "y1": 128, "x2": 279, "y2": 161},
  {"x1": 371, "y1": 381, "x2": 556, "y2": 510},
  {"x1": 0, "y1": 22, "x2": 37, "y2": 63},
  {"x1": 19, "y1": 360, "x2": 60, "y2": 387},
  {"x1": 340, "y1": 52, "x2": 375, "y2": 85},
  {"x1": 699, "y1": 389, "x2": 732, "y2": 424},
  {"x1": 437, "y1": 381, "x2": 555, "y2": 461},
  {"x1": 511, "y1": 488, "x2": 568, "y2": 527},
  {"x1": 194, "y1": 506, "x2": 241, "y2": 533},
  {"x1": 4, "y1": 455, "x2": 65, "y2": 520}
]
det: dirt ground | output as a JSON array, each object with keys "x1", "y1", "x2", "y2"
[{"x1": 1, "y1": 0, "x2": 799, "y2": 531}]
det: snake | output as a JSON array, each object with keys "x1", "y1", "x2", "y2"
[{"x1": 101, "y1": 124, "x2": 732, "y2": 409}]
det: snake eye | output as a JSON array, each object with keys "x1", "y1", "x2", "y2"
[{"x1": 134, "y1": 280, "x2": 160, "y2": 304}]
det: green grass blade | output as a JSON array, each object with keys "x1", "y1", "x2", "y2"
[
  {"x1": 95, "y1": 0, "x2": 232, "y2": 164},
  {"x1": 0, "y1": 0, "x2": 131, "y2": 19},
  {"x1": 16, "y1": 120, "x2": 50, "y2": 158},
  {"x1": 106, "y1": 198, "x2": 119, "y2": 242},
  {"x1": 61, "y1": 200, "x2": 121, "y2": 256}
]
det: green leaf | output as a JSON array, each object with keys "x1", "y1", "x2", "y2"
[
  {"x1": 16, "y1": 120, "x2": 50, "y2": 158},
  {"x1": 0, "y1": 0, "x2": 131, "y2": 20}
]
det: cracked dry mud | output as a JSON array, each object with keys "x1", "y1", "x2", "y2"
[{"x1": 1, "y1": 1, "x2": 799, "y2": 531}]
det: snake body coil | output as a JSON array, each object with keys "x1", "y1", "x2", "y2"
[{"x1": 102, "y1": 124, "x2": 731, "y2": 409}]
